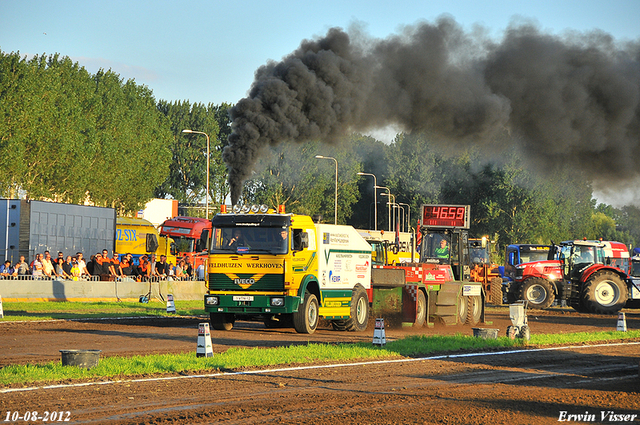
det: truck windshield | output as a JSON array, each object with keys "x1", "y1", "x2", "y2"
[
  {"x1": 172, "y1": 237, "x2": 195, "y2": 253},
  {"x1": 520, "y1": 249, "x2": 550, "y2": 263},
  {"x1": 211, "y1": 226, "x2": 289, "y2": 254}
]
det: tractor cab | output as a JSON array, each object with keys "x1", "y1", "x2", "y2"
[{"x1": 419, "y1": 228, "x2": 470, "y2": 281}]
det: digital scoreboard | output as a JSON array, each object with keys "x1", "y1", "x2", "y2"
[{"x1": 420, "y1": 204, "x2": 470, "y2": 229}]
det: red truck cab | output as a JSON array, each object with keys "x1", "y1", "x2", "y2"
[{"x1": 159, "y1": 216, "x2": 211, "y2": 270}]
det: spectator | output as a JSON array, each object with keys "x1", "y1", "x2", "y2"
[
  {"x1": 137, "y1": 255, "x2": 151, "y2": 281},
  {"x1": 14, "y1": 255, "x2": 30, "y2": 277},
  {"x1": 184, "y1": 256, "x2": 194, "y2": 280},
  {"x1": 70, "y1": 257, "x2": 81, "y2": 280},
  {"x1": 0, "y1": 260, "x2": 14, "y2": 278},
  {"x1": 196, "y1": 263, "x2": 205, "y2": 280},
  {"x1": 155, "y1": 255, "x2": 170, "y2": 278},
  {"x1": 56, "y1": 251, "x2": 65, "y2": 264},
  {"x1": 175, "y1": 259, "x2": 187, "y2": 280},
  {"x1": 94, "y1": 252, "x2": 109, "y2": 280},
  {"x1": 32, "y1": 253, "x2": 44, "y2": 279},
  {"x1": 55, "y1": 257, "x2": 71, "y2": 279},
  {"x1": 119, "y1": 253, "x2": 134, "y2": 277},
  {"x1": 42, "y1": 250, "x2": 55, "y2": 279},
  {"x1": 109, "y1": 252, "x2": 122, "y2": 277},
  {"x1": 62, "y1": 256, "x2": 73, "y2": 277},
  {"x1": 76, "y1": 252, "x2": 91, "y2": 278}
]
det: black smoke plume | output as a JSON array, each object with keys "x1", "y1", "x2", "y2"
[{"x1": 223, "y1": 17, "x2": 640, "y2": 204}]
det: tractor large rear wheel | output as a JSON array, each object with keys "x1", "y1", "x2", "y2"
[
  {"x1": 582, "y1": 271, "x2": 628, "y2": 314},
  {"x1": 490, "y1": 277, "x2": 503, "y2": 305},
  {"x1": 467, "y1": 295, "x2": 482, "y2": 325},
  {"x1": 518, "y1": 277, "x2": 555, "y2": 309},
  {"x1": 457, "y1": 294, "x2": 468, "y2": 324},
  {"x1": 414, "y1": 290, "x2": 427, "y2": 327}
]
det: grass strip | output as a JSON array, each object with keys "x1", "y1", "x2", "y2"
[
  {"x1": 1, "y1": 330, "x2": 638, "y2": 386},
  {"x1": 0, "y1": 301, "x2": 205, "y2": 321}
]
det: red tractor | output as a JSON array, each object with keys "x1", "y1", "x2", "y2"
[{"x1": 513, "y1": 239, "x2": 640, "y2": 314}]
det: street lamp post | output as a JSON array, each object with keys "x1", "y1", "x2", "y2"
[
  {"x1": 357, "y1": 172, "x2": 377, "y2": 231},
  {"x1": 378, "y1": 189, "x2": 395, "y2": 232},
  {"x1": 182, "y1": 129, "x2": 210, "y2": 219},
  {"x1": 398, "y1": 202, "x2": 410, "y2": 233},
  {"x1": 315, "y1": 155, "x2": 338, "y2": 224}
]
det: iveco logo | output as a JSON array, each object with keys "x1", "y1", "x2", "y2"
[{"x1": 234, "y1": 278, "x2": 255, "y2": 285}]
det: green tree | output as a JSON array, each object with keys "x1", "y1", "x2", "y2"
[
  {"x1": 155, "y1": 101, "x2": 221, "y2": 213},
  {"x1": 0, "y1": 51, "x2": 171, "y2": 212}
]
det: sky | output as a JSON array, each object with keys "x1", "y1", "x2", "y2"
[{"x1": 2, "y1": 0, "x2": 640, "y2": 205}]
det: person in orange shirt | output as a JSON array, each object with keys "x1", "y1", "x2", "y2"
[
  {"x1": 109, "y1": 252, "x2": 122, "y2": 277},
  {"x1": 119, "y1": 253, "x2": 134, "y2": 277},
  {"x1": 137, "y1": 255, "x2": 151, "y2": 281}
]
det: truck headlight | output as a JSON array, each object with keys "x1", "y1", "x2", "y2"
[
  {"x1": 205, "y1": 296, "x2": 219, "y2": 305},
  {"x1": 270, "y1": 297, "x2": 284, "y2": 306}
]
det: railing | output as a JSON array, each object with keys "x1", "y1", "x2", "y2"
[{"x1": 0, "y1": 274, "x2": 205, "y2": 283}]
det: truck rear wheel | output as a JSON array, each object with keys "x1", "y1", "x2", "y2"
[
  {"x1": 582, "y1": 271, "x2": 628, "y2": 314},
  {"x1": 333, "y1": 286, "x2": 369, "y2": 332},
  {"x1": 348, "y1": 286, "x2": 370, "y2": 332},
  {"x1": 519, "y1": 277, "x2": 555, "y2": 309},
  {"x1": 490, "y1": 277, "x2": 503, "y2": 305},
  {"x1": 293, "y1": 291, "x2": 319, "y2": 334},
  {"x1": 210, "y1": 313, "x2": 235, "y2": 331}
]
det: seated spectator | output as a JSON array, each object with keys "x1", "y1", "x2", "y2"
[
  {"x1": 0, "y1": 260, "x2": 14, "y2": 278},
  {"x1": 32, "y1": 253, "x2": 44, "y2": 279},
  {"x1": 13, "y1": 255, "x2": 30, "y2": 277}
]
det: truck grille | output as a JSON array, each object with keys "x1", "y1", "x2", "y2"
[{"x1": 208, "y1": 273, "x2": 285, "y2": 292}]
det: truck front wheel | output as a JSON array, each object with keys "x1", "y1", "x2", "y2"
[
  {"x1": 582, "y1": 271, "x2": 628, "y2": 314},
  {"x1": 293, "y1": 291, "x2": 319, "y2": 334},
  {"x1": 210, "y1": 313, "x2": 235, "y2": 331},
  {"x1": 519, "y1": 277, "x2": 555, "y2": 309}
]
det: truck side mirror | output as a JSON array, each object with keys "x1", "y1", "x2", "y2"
[
  {"x1": 199, "y1": 229, "x2": 210, "y2": 251},
  {"x1": 146, "y1": 234, "x2": 159, "y2": 253}
]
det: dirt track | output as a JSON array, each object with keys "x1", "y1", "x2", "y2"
[{"x1": 1, "y1": 306, "x2": 639, "y2": 424}]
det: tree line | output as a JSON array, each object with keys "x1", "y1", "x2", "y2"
[{"x1": 1, "y1": 50, "x2": 639, "y2": 250}]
